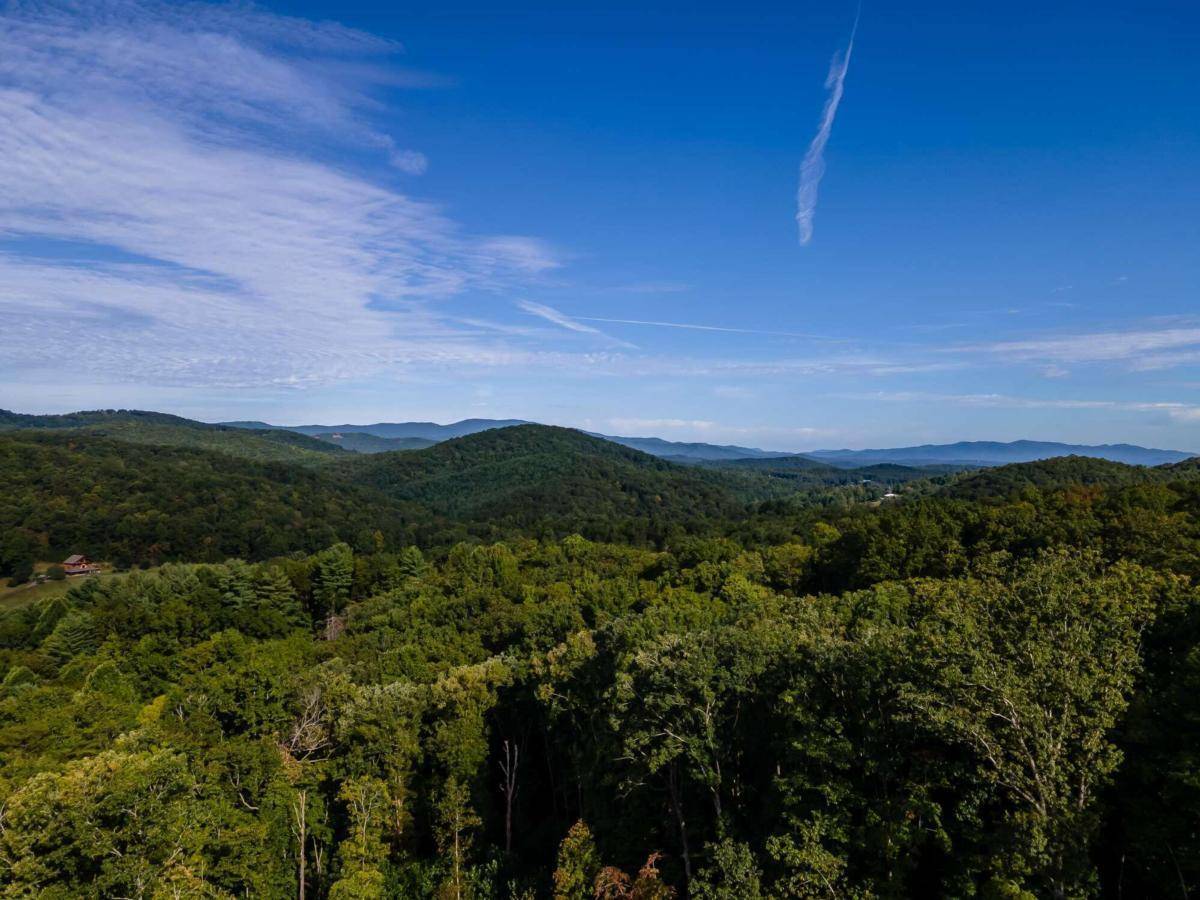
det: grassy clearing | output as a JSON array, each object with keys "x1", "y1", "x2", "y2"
[{"x1": 0, "y1": 563, "x2": 126, "y2": 611}]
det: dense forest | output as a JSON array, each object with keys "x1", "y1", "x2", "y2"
[
  {"x1": 1, "y1": 421, "x2": 941, "y2": 571},
  {"x1": 1, "y1": 414, "x2": 1199, "y2": 897}
]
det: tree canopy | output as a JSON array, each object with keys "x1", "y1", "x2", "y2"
[{"x1": 1, "y1": 418, "x2": 1199, "y2": 896}]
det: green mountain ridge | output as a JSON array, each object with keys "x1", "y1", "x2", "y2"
[
  {"x1": 698, "y1": 455, "x2": 965, "y2": 482},
  {"x1": 0, "y1": 421, "x2": 792, "y2": 563},
  {"x1": 0, "y1": 431, "x2": 405, "y2": 567},
  {"x1": 345, "y1": 424, "x2": 764, "y2": 539},
  {"x1": 0, "y1": 408, "x2": 346, "y2": 464},
  {"x1": 937, "y1": 454, "x2": 1200, "y2": 500}
]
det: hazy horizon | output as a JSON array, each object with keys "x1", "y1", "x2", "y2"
[{"x1": 3, "y1": 404, "x2": 1197, "y2": 456}]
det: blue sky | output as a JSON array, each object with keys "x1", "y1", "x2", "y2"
[{"x1": 1, "y1": 0, "x2": 1198, "y2": 450}]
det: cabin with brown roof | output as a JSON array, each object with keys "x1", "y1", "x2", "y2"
[{"x1": 62, "y1": 555, "x2": 100, "y2": 576}]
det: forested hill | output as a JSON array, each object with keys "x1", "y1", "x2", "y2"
[
  {"x1": 7, "y1": 414, "x2": 1199, "y2": 575},
  {"x1": 0, "y1": 431, "x2": 408, "y2": 568},
  {"x1": 5, "y1": 417, "x2": 1200, "y2": 896},
  {"x1": 346, "y1": 424, "x2": 763, "y2": 541},
  {"x1": 938, "y1": 453, "x2": 1195, "y2": 500},
  {"x1": 0, "y1": 407, "x2": 345, "y2": 464},
  {"x1": 0, "y1": 425, "x2": 784, "y2": 568},
  {"x1": 0, "y1": 408, "x2": 193, "y2": 430},
  {"x1": 699, "y1": 454, "x2": 960, "y2": 484}
]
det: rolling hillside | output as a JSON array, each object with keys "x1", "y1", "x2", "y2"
[
  {"x1": 938, "y1": 454, "x2": 1200, "y2": 500},
  {"x1": 345, "y1": 424, "x2": 767, "y2": 538},
  {"x1": 0, "y1": 422, "x2": 799, "y2": 564},
  {"x1": 0, "y1": 431, "x2": 406, "y2": 567},
  {"x1": 0, "y1": 409, "x2": 346, "y2": 464},
  {"x1": 699, "y1": 455, "x2": 962, "y2": 487}
]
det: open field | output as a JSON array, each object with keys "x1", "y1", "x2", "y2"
[{"x1": 0, "y1": 566, "x2": 123, "y2": 611}]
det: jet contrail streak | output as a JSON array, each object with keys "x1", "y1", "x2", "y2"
[
  {"x1": 517, "y1": 300, "x2": 638, "y2": 348},
  {"x1": 796, "y1": 5, "x2": 860, "y2": 245},
  {"x1": 576, "y1": 316, "x2": 842, "y2": 341}
]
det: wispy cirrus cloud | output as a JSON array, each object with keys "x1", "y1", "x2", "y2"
[
  {"x1": 795, "y1": 7, "x2": 860, "y2": 245},
  {"x1": 966, "y1": 326, "x2": 1200, "y2": 368},
  {"x1": 0, "y1": 0, "x2": 558, "y2": 391},
  {"x1": 846, "y1": 390, "x2": 1200, "y2": 423},
  {"x1": 516, "y1": 300, "x2": 636, "y2": 348}
]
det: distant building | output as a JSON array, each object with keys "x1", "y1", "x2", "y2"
[
  {"x1": 62, "y1": 554, "x2": 100, "y2": 576},
  {"x1": 882, "y1": 492, "x2": 899, "y2": 500}
]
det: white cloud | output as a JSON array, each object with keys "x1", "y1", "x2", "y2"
[
  {"x1": 389, "y1": 149, "x2": 429, "y2": 175},
  {"x1": 0, "y1": 0, "x2": 559, "y2": 391},
  {"x1": 845, "y1": 390, "x2": 1200, "y2": 422},
  {"x1": 483, "y1": 237, "x2": 561, "y2": 274},
  {"x1": 968, "y1": 327, "x2": 1200, "y2": 367}
]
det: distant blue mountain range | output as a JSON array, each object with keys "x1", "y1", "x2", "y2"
[
  {"x1": 222, "y1": 418, "x2": 529, "y2": 441},
  {"x1": 220, "y1": 420, "x2": 1195, "y2": 467}
]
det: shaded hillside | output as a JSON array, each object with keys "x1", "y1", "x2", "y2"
[
  {"x1": 0, "y1": 408, "x2": 195, "y2": 430},
  {"x1": 82, "y1": 421, "x2": 346, "y2": 463},
  {"x1": 1162, "y1": 456, "x2": 1200, "y2": 477},
  {"x1": 0, "y1": 424, "x2": 793, "y2": 570},
  {"x1": 347, "y1": 424, "x2": 760, "y2": 540},
  {"x1": 0, "y1": 432, "x2": 405, "y2": 568},
  {"x1": 939, "y1": 455, "x2": 1170, "y2": 500},
  {"x1": 704, "y1": 454, "x2": 839, "y2": 472},
  {"x1": 0, "y1": 409, "x2": 345, "y2": 464},
  {"x1": 698, "y1": 455, "x2": 960, "y2": 487}
]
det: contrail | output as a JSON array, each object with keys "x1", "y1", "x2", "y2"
[
  {"x1": 517, "y1": 300, "x2": 604, "y2": 335},
  {"x1": 576, "y1": 316, "x2": 843, "y2": 341},
  {"x1": 796, "y1": 5, "x2": 861, "y2": 245},
  {"x1": 516, "y1": 300, "x2": 637, "y2": 348}
]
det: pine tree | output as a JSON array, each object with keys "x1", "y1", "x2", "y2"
[
  {"x1": 553, "y1": 820, "x2": 601, "y2": 900},
  {"x1": 314, "y1": 544, "x2": 353, "y2": 618}
]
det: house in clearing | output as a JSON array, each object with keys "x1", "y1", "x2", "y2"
[{"x1": 62, "y1": 554, "x2": 100, "y2": 576}]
